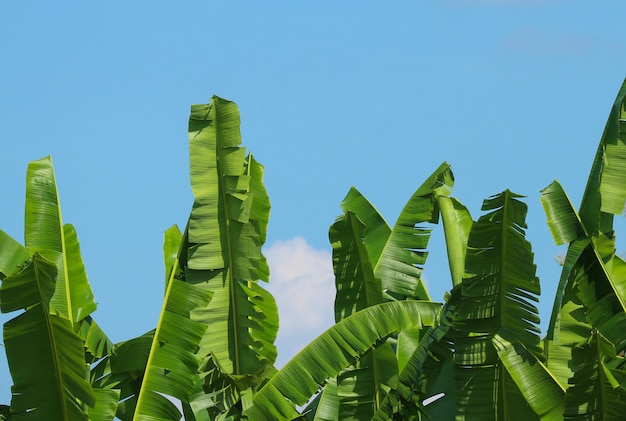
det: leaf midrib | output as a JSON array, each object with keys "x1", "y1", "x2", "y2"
[
  {"x1": 214, "y1": 101, "x2": 241, "y2": 375},
  {"x1": 35, "y1": 256, "x2": 71, "y2": 420}
]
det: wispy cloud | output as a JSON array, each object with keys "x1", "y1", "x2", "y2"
[{"x1": 264, "y1": 237, "x2": 336, "y2": 367}]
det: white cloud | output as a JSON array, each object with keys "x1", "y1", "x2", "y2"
[{"x1": 264, "y1": 237, "x2": 336, "y2": 367}]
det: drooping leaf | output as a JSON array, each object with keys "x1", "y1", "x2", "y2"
[
  {"x1": 541, "y1": 181, "x2": 587, "y2": 246},
  {"x1": 244, "y1": 300, "x2": 441, "y2": 420},
  {"x1": 330, "y1": 210, "x2": 383, "y2": 322}
]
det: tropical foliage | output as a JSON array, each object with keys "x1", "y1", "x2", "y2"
[{"x1": 0, "y1": 79, "x2": 625, "y2": 420}]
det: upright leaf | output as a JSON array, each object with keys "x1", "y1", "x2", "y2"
[
  {"x1": 24, "y1": 156, "x2": 97, "y2": 324},
  {"x1": 186, "y1": 97, "x2": 277, "y2": 380},
  {"x1": 452, "y1": 190, "x2": 543, "y2": 420},
  {"x1": 132, "y1": 230, "x2": 213, "y2": 421}
]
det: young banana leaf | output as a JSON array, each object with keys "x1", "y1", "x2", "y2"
[{"x1": 183, "y1": 96, "x2": 278, "y2": 419}]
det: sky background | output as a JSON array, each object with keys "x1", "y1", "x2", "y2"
[{"x1": 2, "y1": 0, "x2": 626, "y2": 407}]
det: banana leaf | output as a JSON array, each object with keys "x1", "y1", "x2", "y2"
[
  {"x1": 374, "y1": 162, "x2": 454, "y2": 301},
  {"x1": 563, "y1": 331, "x2": 626, "y2": 420},
  {"x1": 243, "y1": 300, "x2": 441, "y2": 420},
  {"x1": 131, "y1": 225, "x2": 214, "y2": 420},
  {"x1": 186, "y1": 97, "x2": 277, "y2": 382},
  {"x1": 0, "y1": 253, "x2": 95, "y2": 420},
  {"x1": 452, "y1": 190, "x2": 543, "y2": 420},
  {"x1": 24, "y1": 156, "x2": 97, "y2": 324}
]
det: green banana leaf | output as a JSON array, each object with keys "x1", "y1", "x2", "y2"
[
  {"x1": 579, "y1": 78, "x2": 626, "y2": 233},
  {"x1": 243, "y1": 300, "x2": 441, "y2": 420},
  {"x1": 24, "y1": 156, "x2": 97, "y2": 324},
  {"x1": 372, "y1": 288, "x2": 458, "y2": 421},
  {"x1": 186, "y1": 97, "x2": 277, "y2": 382},
  {"x1": 493, "y1": 329, "x2": 565, "y2": 420},
  {"x1": 310, "y1": 205, "x2": 390, "y2": 421},
  {"x1": 0, "y1": 253, "x2": 95, "y2": 420},
  {"x1": 303, "y1": 377, "x2": 338, "y2": 421},
  {"x1": 0, "y1": 230, "x2": 30, "y2": 279},
  {"x1": 330, "y1": 210, "x2": 383, "y2": 323},
  {"x1": 452, "y1": 190, "x2": 543, "y2": 420},
  {"x1": 374, "y1": 162, "x2": 454, "y2": 301},
  {"x1": 563, "y1": 331, "x2": 626, "y2": 420},
  {"x1": 131, "y1": 225, "x2": 213, "y2": 420},
  {"x1": 437, "y1": 195, "x2": 472, "y2": 288},
  {"x1": 339, "y1": 187, "x2": 391, "y2": 266}
]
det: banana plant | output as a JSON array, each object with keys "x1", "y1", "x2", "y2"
[
  {"x1": 538, "y1": 78, "x2": 626, "y2": 419},
  {"x1": 304, "y1": 163, "x2": 454, "y2": 420},
  {"x1": 0, "y1": 157, "x2": 117, "y2": 420}
]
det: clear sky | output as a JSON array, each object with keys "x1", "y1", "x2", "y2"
[{"x1": 1, "y1": 0, "x2": 626, "y2": 406}]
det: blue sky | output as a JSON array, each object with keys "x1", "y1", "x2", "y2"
[{"x1": 1, "y1": 0, "x2": 626, "y2": 406}]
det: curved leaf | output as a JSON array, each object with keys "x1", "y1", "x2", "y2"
[
  {"x1": 244, "y1": 300, "x2": 441, "y2": 420},
  {"x1": 541, "y1": 180, "x2": 587, "y2": 246},
  {"x1": 339, "y1": 187, "x2": 391, "y2": 266},
  {"x1": 330, "y1": 211, "x2": 383, "y2": 321},
  {"x1": 374, "y1": 162, "x2": 454, "y2": 301},
  {"x1": 579, "y1": 78, "x2": 626, "y2": 234}
]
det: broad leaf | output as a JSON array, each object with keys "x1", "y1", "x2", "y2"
[
  {"x1": 452, "y1": 190, "x2": 543, "y2": 420},
  {"x1": 132, "y1": 261, "x2": 213, "y2": 420},
  {"x1": 186, "y1": 97, "x2": 277, "y2": 380},
  {"x1": 244, "y1": 300, "x2": 441, "y2": 420},
  {"x1": 1, "y1": 253, "x2": 95, "y2": 420},
  {"x1": 579, "y1": 79, "x2": 626, "y2": 234},
  {"x1": 563, "y1": 331, "x2": 626, "y2": 420},
  {"x1": 374, "y1": 162, "x2": 454, "y2": 301},
  {"x1": 24, "y1": 156, "x2": 97, "y2": 324},
  {"x1": 0, "y1": 230, "x2": 30, "y2": 279},
  {"x1": 493, "y1": 330, "x2": 565, "y2": 420}
]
